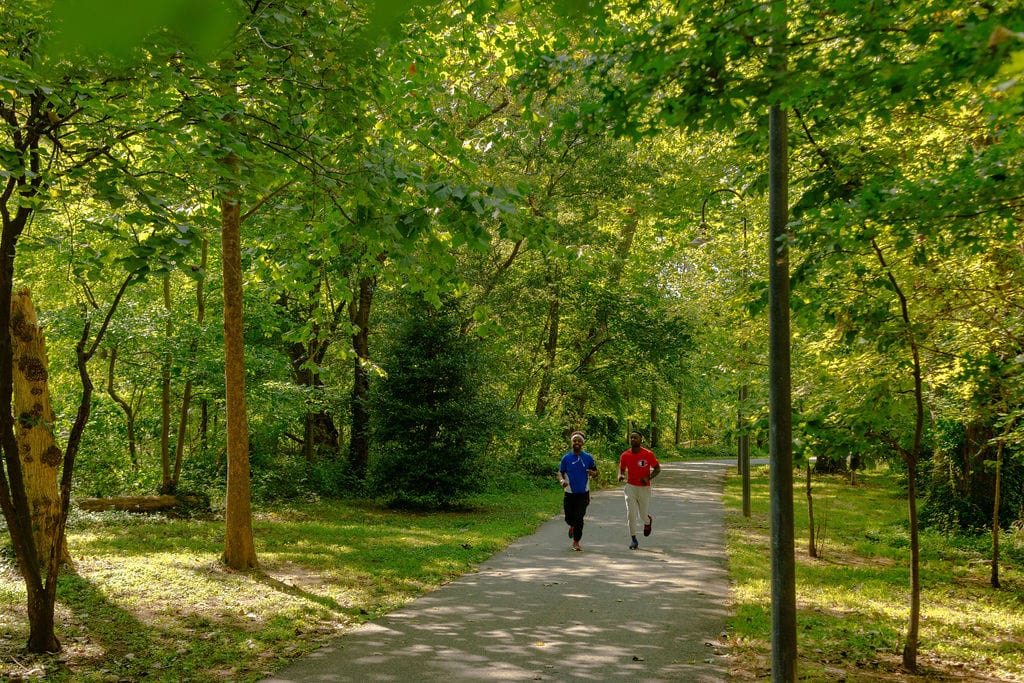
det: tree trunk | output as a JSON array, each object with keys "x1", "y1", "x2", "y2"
[
  {"x1": 649, "y1": 382, "x2": 659, "y2": 448},
  {"x1": 220, "y1": 181, "x2": 257, "y2": 571},
  {"x1": 903, "y1": 460, "x2": 920, "y2": 669},
  {"x1": 284, "y1": 334, "x2": 339, "y2": 463},
  {"x1": 174, "y1": 238, "x2": 208, "y2": 482},
  {"x1": 11, "y1": 290, "x2": 71, "y2": 568},
  {"x1": 535, "y1": 290, "x2": 560, "y2": 417},
  {"x1": 278, "y1": 266, "x2": 342, "y2": 463},
  {"x1": 870, "y1": 237, "x2": 924, "y2": 673},
  {"x1": 991, "y1": 438, "x2": 1003, "y2": 588},
  {"x1": 674, "y1": 392, "x2": 682, "y2": 446},
  {"x1": 286, "y1": 341, "x2": 340, "y2": 462},
  {"x1": 805, "y1": 460, "x2": 816, "y2": 558},
  {"x1": 348, "y1": 275, "x2": 375, "y2": 475},
  {"x1": 0, "y1": 92, "x2": 61, "y2": 653},
  {"x1": 160, "y1": 275, "x2": 174, "y2": 494},
  {"x1": 105, "y1": 347, "x2": 139, "y2": 468},
  {"x1": 199, "y1": 398, "x2": 209, "y2": 458},
  {"x1": 174, "y1": 380, "x2": 192, "y2": 485}
]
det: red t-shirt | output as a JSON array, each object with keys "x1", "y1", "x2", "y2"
[{"x1": 619, "y1": 447, "x2": 659, "y2": 486}]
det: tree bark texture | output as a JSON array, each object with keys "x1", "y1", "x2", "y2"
[
  {"x1": 11, "y1": 289, "x2": 70, "y2": 568},
  {"x1": 220, "y1": 188, "x2": 257, "y2": 570}
]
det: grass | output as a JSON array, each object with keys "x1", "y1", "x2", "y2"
[
  {"x1": 3, "y1": 462, "x2": 1023, "y2": 681},
  {"x1": 724, "y1": 464, "x2": 1024, "y2": 681},
  {"x1": 0, "y1": 488, "x2": 562, "y2": 682}
]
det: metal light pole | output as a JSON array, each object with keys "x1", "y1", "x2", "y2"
[{"x1": 698, "y1": 188, "x2": 752, "y2": 518}]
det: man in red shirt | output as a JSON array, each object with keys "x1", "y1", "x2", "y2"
[{"x1": 618, "y1": 431, "x2": 661, "y2": 550}]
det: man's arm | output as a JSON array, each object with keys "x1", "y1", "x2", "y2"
[{"x1": 643, "y1": 463, "x2": 661, "y2": 484}]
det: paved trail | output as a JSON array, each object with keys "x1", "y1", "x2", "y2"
[{"x1": 263, "y1": 460, "x2": 733, "y2": 682}]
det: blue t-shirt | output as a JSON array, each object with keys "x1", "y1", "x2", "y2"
[{"x1": 560, "y1": 451, "x2": 596, "y2": 493}]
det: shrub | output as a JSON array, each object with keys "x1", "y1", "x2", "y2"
[{"x1": 368, "y1": 294, "x2": 506, "y2": 509}]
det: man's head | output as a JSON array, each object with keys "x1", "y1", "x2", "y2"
[
  {"x1": 629, "y1": 431, "x2": 643, "y2": 449},
  {"x1": 570, "y1": 431, "x2": 585, "y2": 451}
]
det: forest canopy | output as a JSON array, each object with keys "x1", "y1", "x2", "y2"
[{"x1": 0, "y1": 0, "x2": 1018, "y2": 517}]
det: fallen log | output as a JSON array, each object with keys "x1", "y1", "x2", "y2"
[{"x1": 76, "y1": 494, "x2": 208, "y2": 513}]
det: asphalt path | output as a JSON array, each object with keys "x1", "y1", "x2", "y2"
[{"x1": 263, "y1": 460, "x2": 734, "y2": 682}]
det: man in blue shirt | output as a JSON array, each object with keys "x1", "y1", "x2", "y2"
[{"x1": 558, "y1": 431, "x2": 598, "y2": 551}]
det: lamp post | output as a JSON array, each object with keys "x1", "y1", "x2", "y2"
[{"x1": 698, "y1": 188, "x2": 752, "y2": 518}]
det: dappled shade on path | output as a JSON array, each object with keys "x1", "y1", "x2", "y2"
[{"x1": 263, "y1": 461, "x2": 732, "y2": 682}]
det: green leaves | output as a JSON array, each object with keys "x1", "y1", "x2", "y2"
[{"x1": 46, "y1": 0, "x2": 241, "y2": 61}]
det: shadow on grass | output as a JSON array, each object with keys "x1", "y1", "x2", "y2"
[
  {"x1": 727, "y1": 469, "x2": 1024, "y2": 681},
  {"x1": 249, "y1": 569, "x2": 349, "y2": 613},
  {"x1": 1, "y1": 573, "x2": 163, "y2": 679}
]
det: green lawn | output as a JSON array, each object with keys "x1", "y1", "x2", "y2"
[
  {"x1": 725, "y1": 464, "x2": 1024, "y2": 681},
  {"x1": 0, "y1": 489, "x2": 562, "y2": 682}
]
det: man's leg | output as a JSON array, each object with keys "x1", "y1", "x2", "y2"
[
  {"x1": 566, "y1": 493, "x2": 586, "y2": 542},
  {"x1": 624, "y1": 485, "x2": 640, "y2": 536},
  {"x1": 637, "y1": 486, "x2": 653, "y2": 536},
  {"x1": 574, "y1": 492, "x2": 589, "y2": 542}
]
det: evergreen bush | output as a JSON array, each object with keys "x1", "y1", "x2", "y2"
[{"x1": 368, "y1": 294, "x2": 506, "y2": 509}]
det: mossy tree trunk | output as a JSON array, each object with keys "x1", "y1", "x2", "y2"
[{"x1": 11, "y1": 289, "x2": 70, "y2": 568}]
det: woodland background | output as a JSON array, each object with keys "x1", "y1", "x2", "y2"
[{"x1": 1, "y1": 0, "x2": 1024, "y2": 669}]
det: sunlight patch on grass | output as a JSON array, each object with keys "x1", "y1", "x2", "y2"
[
  {"x1": 1, "y1": 487, "x2": 561, "y2": 681},
  {"x1": 725, "y1": 466, "x2": 1024, "y2": 681}
]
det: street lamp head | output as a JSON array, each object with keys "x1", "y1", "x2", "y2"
[{"x1": 690, "y1": 220, "x2": 711, "y2": 247}]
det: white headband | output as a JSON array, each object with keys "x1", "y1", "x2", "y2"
[{"x1": 570, "y1": 431, "x2": 585, "y2": 442}]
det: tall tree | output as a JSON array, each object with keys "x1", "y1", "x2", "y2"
[
  {"x1": 10, "y1": 289, "x2": 70, "y2": 569},
  {"x1": 0, "y1": 1, "x2": 178, "y2": 651},
  {"x1": 219, "y1": 139, "x2": 257, "y2": 569}
]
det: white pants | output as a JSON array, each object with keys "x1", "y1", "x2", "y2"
[{"x1": 623, "y1": 484, "x2": 652, "y2": 537}]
